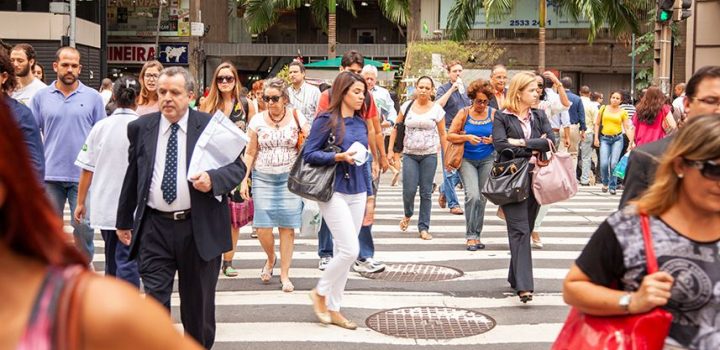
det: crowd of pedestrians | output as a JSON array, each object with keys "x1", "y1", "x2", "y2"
[{"x1": 0, "y1": 39, "x2": 718, "y2": 349}]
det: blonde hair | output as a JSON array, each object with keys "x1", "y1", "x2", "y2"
[
  {"x1": 503, "y1": 71, "x2": 536, "y2": 113},
  {"x1": 137, "y1": 60, "x2": 164, "y2": 106},
  {"x1": 201, "y1": 62, "x2": 241, "y2": 114},
  {"x1": 634, "y1": 115, "x2": 720, "y2": 215}
]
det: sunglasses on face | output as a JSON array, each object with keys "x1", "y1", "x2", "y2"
[
  {"x1": 217, "y1": 75, "x2": 235, "y2": 84},
  {"x1": 685, "y1": 159, "x2": 720, "y2": 181},
  {"x1": 262, "y1": 95, "x2": 282, "y2": 103},
  {"x1": 474, "y1": 99, "x2": 489, "y2": 105},
  {"x1": 144, "y1": 73, "x2": 160, "y2": 80}
]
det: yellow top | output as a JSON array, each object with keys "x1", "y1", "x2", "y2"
[{"x1": 599, "y1": 107, "x2": 628, "y2": 136}]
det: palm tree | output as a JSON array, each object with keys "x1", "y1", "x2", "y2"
[
  {"x1": 243, "y1": 0, "x2": 410, "y2": 59},
  {"x1": 446, "y1": 0, "x2": 652, "y2": 71}
]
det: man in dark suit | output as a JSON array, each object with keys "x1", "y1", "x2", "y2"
[
  {"x1": 619, "y1": 66, "x2": 720, "y2": 208},
  {"x1": 116, "y1": 67, "x2": 246, "y2": 348}
]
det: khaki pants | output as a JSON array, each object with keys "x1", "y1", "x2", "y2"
[{"x1": 558, "y1": 125, "x2": 581, "y2": 173}]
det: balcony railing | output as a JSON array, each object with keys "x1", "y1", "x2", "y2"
[{"x1": 205, "y1": 43, "x2": 407, "y2": 58}]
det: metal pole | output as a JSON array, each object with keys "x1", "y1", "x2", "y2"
[
  {"x1": 69, "y1": 0, "x2": 77, "y2": 47},
  {"x1": 631, "y1": 33, "x2": 636, "y2": 102},
  {"x1": 155, "y1": 0, "x2": 164, "y2": 55}
]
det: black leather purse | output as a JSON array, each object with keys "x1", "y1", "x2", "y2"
[
  {"x1": 288, "y1": 132, "x2": 341, "y2": 202},
  {"x1": 393, "y1": 100, "x2": 415, "y2": 153},
  {"x1": 482, "y1": 149, "x2": 530, "y2": 206}
]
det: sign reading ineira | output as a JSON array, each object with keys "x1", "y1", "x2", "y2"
[{"x1": 107, "y1": 44, "x2": 189, "y2": 65}]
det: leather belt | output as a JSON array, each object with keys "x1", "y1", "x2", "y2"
[
  {"x1": 150, "y1": 208, "x2": 191, "y2": 221},
  {"x1": 552, "y1": 128, "x2": 561, "y2": 132}
]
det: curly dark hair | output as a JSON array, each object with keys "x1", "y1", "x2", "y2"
[
  {"x1": 0, "y1": 49, "x2": 17, "y2": 94},
  {"x1": 466, "y1": 79, "x2": 494, "y2": 101}
]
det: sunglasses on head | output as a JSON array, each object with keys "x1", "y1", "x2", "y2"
[
  {"x1": 685, "y1": 159, "x2": 720, "y2": 181},
  {"x1": 262, "y1": 95, "x2": 282, "y2": 103},
  {"x1": 217, "y1": 75, "x2": 235, "y2": 84}
]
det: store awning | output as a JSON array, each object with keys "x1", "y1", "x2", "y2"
[{"x1": 304, "y1": 57, "x2": 395, "y2": 69}]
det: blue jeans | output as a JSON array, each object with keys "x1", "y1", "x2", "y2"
[
  {"x1": 402, "y1": 153, "x2": 437, "y2": 231},
  {"x1": 599, "y1": 134, "x2": 624, "y2": 190},
  {"x1": 457, "y1": 155, "x2": 494, "y2": 240},
  {"x1": 440, "y1": 154, "x2": 461, "y2": 209},
  {"x1": 101, "y1": 230, "x2": 140, "y2": 288},
  {"x1": 46, "y1": 181, "x2": 94, "y2": 261},
  {"x1": 317, "y1": 159, "x2": 375, "y2": 260}
]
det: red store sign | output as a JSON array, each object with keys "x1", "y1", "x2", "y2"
[{"x1": 107, "y1": 44, "x2": 158, "y2": 64}]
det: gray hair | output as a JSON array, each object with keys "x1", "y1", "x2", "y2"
[
  {"x1": 159, "y1": 67, "x2": 196, "y2": 94},
  {"x1": 263, "y1": 78, "x2": 289, "y2": 102},
  {"x1": 361, "y1": 64, "x2": 378, "y2": 76}
]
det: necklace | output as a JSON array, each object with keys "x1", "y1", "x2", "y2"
[{"x1": 268, "y1": 108, "x2": 285, "y2": 128}]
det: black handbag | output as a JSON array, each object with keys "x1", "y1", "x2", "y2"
[
  {"x1": 393, "y1": 100, "x2": 415, "y2": 153},
  {"x1": 288, "y1": 132, "x2": 341, "y2": 202},
  {"x1": 482, "y1": 149, "x2": 530, "y2": 206}
]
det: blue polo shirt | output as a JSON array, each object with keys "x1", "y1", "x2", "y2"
[
  {"x1": 31, "y1": 81, "x2": 106, "y2": 182},
  {"x1": 436, "y1": 82, "x2": 471, "y2": 129}
]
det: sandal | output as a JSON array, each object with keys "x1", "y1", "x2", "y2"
[
  {"x1": 391, "y1": 171, "x2": 400, "y2": 186},
  {"x1": 281, "y1": 280, "x2": 295, "y2": 293},
  {"x1": 260, "y1": 258, "x2": 276, "y2": 283},
  {"x1": 450, "y1": 207, "x2": 464, "y2": 215},
  {"x1": 222, "y1": 261, "x2": 239, "y2": 277},
  {"x1": 419, "y1": 230, "x2": 432, "y2": 240},
  {"x1": 399, "y1": 217, "x2": 410, "y2": 232}
]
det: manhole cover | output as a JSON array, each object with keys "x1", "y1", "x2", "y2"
[
  {"x1": 366, "y1": 307, "x2": 496, "y2": 339},
  {"x1": 359, "y1": 263, "x2": 463, "y2": 282}
]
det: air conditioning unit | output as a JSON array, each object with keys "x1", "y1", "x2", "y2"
[{"x1": 49, "y1": 2, "x2": 71, "y2": 15}]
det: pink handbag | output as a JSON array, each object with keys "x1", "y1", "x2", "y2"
[
  {"x1": 229, "y1": 199, "x2": 254, "y2": 229},
  {"x1": 532, "y1": 139, "x2": 578, "y2": 205}
]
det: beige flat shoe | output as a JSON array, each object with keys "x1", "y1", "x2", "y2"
[
  {"x1": 309, "y1": 289, "x2": 331, "y2": 324},
  {"x1": 399, "y1": 217, "x2": 410, "y2": 232},
  {"x1": 281, "y1": 280, "x2": 294, "y2": 293},
  {"x1": 330, "y1": 314, "x2": 358, "y2": 330}
]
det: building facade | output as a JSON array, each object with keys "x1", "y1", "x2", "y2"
[{"x1": 0, "y1": 1, "x2": 102, "y2": 88}]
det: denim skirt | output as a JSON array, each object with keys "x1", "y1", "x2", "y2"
[{"x1": 251, "y1": 171, "x2": 302, "y2": 229}]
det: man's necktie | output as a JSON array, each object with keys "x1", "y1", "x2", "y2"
[{"x1": 161, "y1": 123, "x2": 179, "y2": 204}]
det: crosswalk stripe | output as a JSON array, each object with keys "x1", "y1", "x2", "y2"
[{"x1": 201, "y1": 322, "x2": 565, "y2": 345}]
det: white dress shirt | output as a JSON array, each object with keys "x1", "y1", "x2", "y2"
[{"x1": 148, "y1": 110, "x2": 192, "y2": 211}]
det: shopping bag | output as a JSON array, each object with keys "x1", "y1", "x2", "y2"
[
  {"x1": 299, "y1": 199, "x2": 322, "y2": 238},
  {"x1": 613, "y1": 152, "x2": 630, "y2": 180}
]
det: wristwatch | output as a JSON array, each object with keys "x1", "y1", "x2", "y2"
[{"x1": 619, "y1": 292, "x2": 633, "y2": 313}]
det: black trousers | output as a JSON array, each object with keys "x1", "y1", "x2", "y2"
[
  {"x1": 139, "y1": 210, "x2": 221, "y2": 349},
  {"x1": 500, "y1": 172, "x2": 540, "y2": 293}
]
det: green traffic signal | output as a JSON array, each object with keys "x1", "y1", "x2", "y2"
[{"x1": 659, "y1": 10, "x2": 672, "y2": 22}]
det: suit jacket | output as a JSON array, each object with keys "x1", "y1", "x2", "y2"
[
  {"x1": 492, "y1": 109, "x2": 556, "y2": 162},
  {"x1": 116, "y1": 109, "x2": 247, "y2": 261},
  {"x1": 618, "y1": 135, "x2": 674, "y2": 208}
]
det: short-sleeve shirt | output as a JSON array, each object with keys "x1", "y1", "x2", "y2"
[
  {"x1": 599, "y1": 107, "x2": 629, "y2": 136},
  {"x1": 248, "y1": 110, "x2": 307, "y2": 174},
  {"x1": 287, "y1": 82, "x2": 321, "y2": 125},
  {"x1": 316, "y1": 89, "x2": 378, "y2": 120},
  {"x1": 400, "y1": 101, "x2": 444, "y2": 155},
  {"x1": 12, "y1": 78, "x2": 47, "y2": 107},
  {"x1": 75, "y1": 108, "x2": 138, "y2": 229},
  {"x1": 576, "y1": 206, "x2": 720, "y2": 348},
  {"x1": 436, "y1": 82, "x2": 471, "y2": 129},
  {"x1": 31, "y1": 81, "x2": 106, "y2": 182}
]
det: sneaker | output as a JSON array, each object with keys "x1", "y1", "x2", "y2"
[
  {"x1": 318, "y1": 256, "x2": 331, "y2": 271},
  {"x1": 353, "y1": 258, "x2": 386, "y2": 273}
]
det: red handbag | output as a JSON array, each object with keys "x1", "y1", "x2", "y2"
[
  {"x1": 229, "y1": 199, "x2": 254, "y2": 229},
  {"x1": 552, "y1": 214, "x2": 673, "y2": 350}
]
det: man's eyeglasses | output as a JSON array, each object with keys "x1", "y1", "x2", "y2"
[
  {"x1": 262, "y1": 95, "x2": 282, "y2": 103},
  {"x1": 474, "y1": 99, "x2": 489, "y2": 106},
  {"x1": 144, "y1": 73, "x2": 160, "y2": 80},
  {"x1": 692, "y1": 96, "x2": 720, "y2": 108},
  {"x1": 217, "y1": 75, "x2": 235, "y2": 84},
  {"x1": 684, "y1": 159, "x2": 720, "y2": 181}
]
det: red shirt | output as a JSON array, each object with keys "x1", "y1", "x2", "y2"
[{"x1": 316, "y1": 90, "x2": 378, "y2": 120}]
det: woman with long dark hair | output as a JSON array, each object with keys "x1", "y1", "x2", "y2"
[
  {"x1": 201, "y1": 62, "x2": 256, "y2": 277},
  {"x1": 0, "y1": 99, "x2": 201, "y2": 349},
  {"x1": 632, "y1": 86, "x2": 677, "y2": 147},
  {"x1": 594, "y1": 91, "x2": 635, "y2": 195},
  {"x1": 306, "y1": 71, "x2": 374, "y2": 330},
  {"x1": 387, "y1": 76, "x2": 448, "y2": 240}
]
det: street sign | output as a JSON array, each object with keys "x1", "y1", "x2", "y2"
[
  {"x1": 191, "y1": 22, "x2": 205, "y2": 37},
  {"x1": 107, "y1": 43, "x2": 189, "y2": 65}
]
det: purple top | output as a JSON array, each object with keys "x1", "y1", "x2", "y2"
[{"x1": 31, "y1": 81, "x2": 106, "y2": 182}]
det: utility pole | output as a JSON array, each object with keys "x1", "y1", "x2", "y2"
[
  {"x1": 69, "y1": 0, "x2": 77, "y2": 47},
  {"x1": 654, "y1": 0, "x2": 693, "y2": 96}
]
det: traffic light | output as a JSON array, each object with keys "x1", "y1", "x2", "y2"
[
  {"x1": 673, "y1": 0, "x2": 692, "y2": 21},
  {"x1": 657, "y1": 0, "x2": 674, "y2": 23}
]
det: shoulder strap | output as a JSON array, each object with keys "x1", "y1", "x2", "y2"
[
  {"x1": 241, "y1": 97, "x2": 249, "y2": 116},
  {"x1": 292, "y1": 108, "x2": 300, "y2": 128},
  {"x1": 398, "y1": 100, "x2": 415, "y2": 124},
  {"x1": 640, "y1": 214, "x2": 659, "y2": 274},
  {"x1": 54, "y1": 266, "x2": 92, "y2": 350}
]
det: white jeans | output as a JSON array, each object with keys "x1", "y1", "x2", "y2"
[{"x1": 316, "y1": 192, "x2": 367, "y2": 311}]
